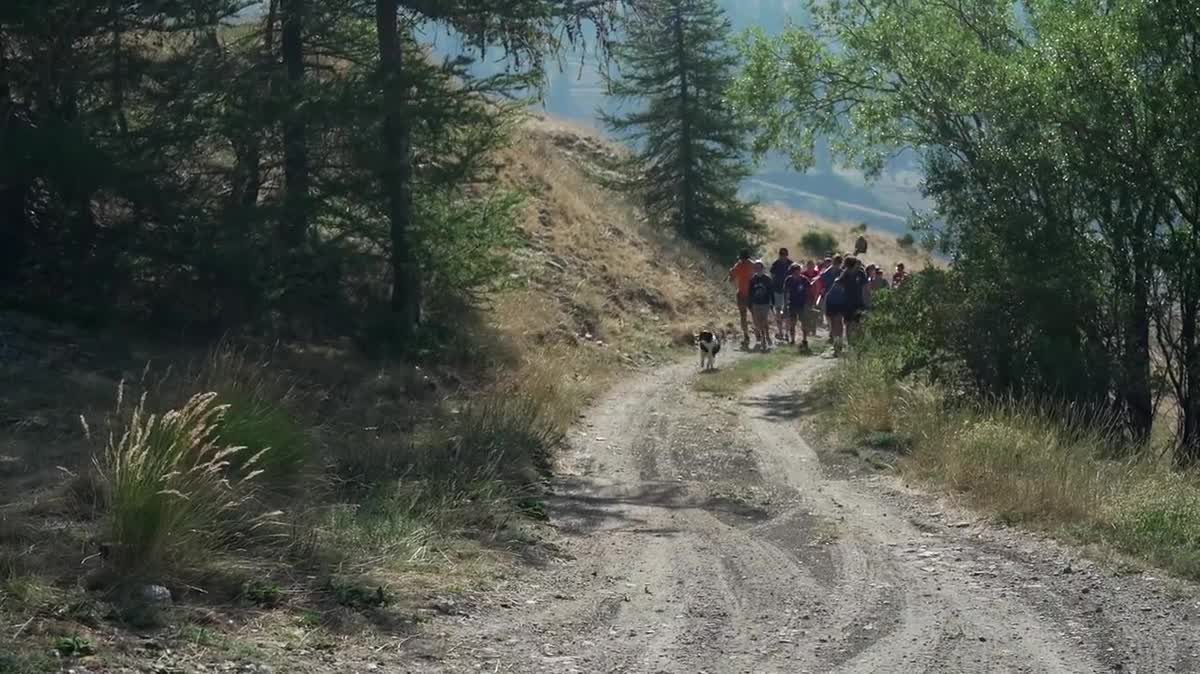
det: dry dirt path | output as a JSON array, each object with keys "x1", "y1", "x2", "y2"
[{"x1": 403, "y1": 353, "x2": 1200, "y2": 673}]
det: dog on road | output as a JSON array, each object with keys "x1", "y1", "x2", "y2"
[{"x1": 696, "y1": 330, "x2": 721, "y2": 371}]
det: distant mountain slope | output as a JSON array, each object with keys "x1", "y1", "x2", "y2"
[{"x1": 527, "y1": 0, "x2": 930, "y2": 233}]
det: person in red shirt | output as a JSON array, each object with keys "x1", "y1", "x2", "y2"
[{"x1": 728, "y1": 249, "x2": 756, "y2": 348}]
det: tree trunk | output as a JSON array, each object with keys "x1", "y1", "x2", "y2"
[
  {"x1": 0, "y1": 44, "x2": 29, "y2": 284},
  {"x1": 672, "y1": 2, "x2": 693, "y2": 237},
  {"x1": 1124, "y1": 208, "x2": 1155, "y2": 445},
  {"x1": 230, "y1": 0, "x2": 276, "y2": 211},
  {"x1": 376, "y1": 0, "x2": 421, "y2": 329},
  {"x1": 280, "y1": 0, "x2": 309, "y2": 248},
  {"x1": 1179, "y1": 290, "x2": 1200, "y2": 465}
]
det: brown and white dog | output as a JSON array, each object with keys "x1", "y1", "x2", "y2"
[{"x1": 696, "y1": 330, "x2": 721, "y2": 370}]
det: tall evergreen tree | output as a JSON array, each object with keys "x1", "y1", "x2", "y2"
[{"x1": 602, "y1": 0, "x2": 762, "y2": 252}]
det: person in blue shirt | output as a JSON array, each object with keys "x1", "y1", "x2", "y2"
[{"x1": 747, "y1": 260, "x2": 775, "y2": 351}]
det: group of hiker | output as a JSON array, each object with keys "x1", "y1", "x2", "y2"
[{"x1": 728, "y1": 246, "x2": 909, "y2": 356}]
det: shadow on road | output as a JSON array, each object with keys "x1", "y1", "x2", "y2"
[
  {"x1": 740, "y1": 387, "x2": 826, "y2": 422},
  {"x1": 545, "y1": 477, "x2": 770, "y2": 540}
]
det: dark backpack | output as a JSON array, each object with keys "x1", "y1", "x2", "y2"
[
  {"x1": 825, "y1": 280, "x2": 848, "y2": 307},
  {"x1": 750, "y1": 276, "x2": 773, "y2": 304}
]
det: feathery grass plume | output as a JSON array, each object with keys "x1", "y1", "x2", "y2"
[{"x1": 97, "y1": 389, "x2": 270, "y2": 575}]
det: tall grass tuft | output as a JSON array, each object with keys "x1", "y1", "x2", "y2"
[
  {"x1": 195, "y1": 346, "x2": 311, "y2": 486},
  {"x1": 97, "y1": 388, "x2": 271, "y2": 575}
]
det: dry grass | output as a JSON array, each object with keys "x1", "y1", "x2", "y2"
[
  {"x1": 756, "y1": 204, "x2": 940, "y2": 272},
  {"x1": 829, "y1": 354, "x2": 1200, "y2": 580}
]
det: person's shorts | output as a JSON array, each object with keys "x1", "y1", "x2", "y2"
[
  {"x1": 773, "y1": 292, "x2": 786, "y2": 308},
  {"x1": 737, "y1": 293, "x2": 750, "y2": 311},
  {"x1": 787, "y1": 304, "x2": 805, "y2": 320},
  {"x1": 799, "y1": 306, "x2": 817, "y2": 332},
  {"x1": 825, "y1": 304, "x2": 846, "y2": 318}
]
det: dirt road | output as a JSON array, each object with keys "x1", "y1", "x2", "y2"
[{"x1": 406, "y1": 355, "x2": 1200, "y2": 673}]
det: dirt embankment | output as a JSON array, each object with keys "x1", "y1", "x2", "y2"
[{"x1": 398, "y1": 351, "x2": 1200, "y2": 673}]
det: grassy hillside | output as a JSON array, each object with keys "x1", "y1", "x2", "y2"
[
  {"x1": 756, "y1": 204, "x2": 939, "y2": 272},
  {"x1": 0, "y1": 115, "x2": 730, "y2": 672}
]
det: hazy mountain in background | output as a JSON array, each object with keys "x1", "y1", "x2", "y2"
[{"x1": 515, "y1": 1, "x2": 928, "y2": 232}]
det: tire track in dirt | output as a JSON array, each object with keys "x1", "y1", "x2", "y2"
[{"x1": 403, "y1": 351, "x2": 1200, "y2": 673}]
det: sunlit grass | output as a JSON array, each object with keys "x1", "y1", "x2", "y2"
[{"x1": 694, "y1": 347, "x2": 811, "y2": 395}]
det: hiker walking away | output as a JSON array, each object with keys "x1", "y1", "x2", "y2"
[
  {"x1": 868, "y1": 265, "x2": 890, "y2": 292},
  {"x1": 748, "y1": 260, "x2": 775, "y2": 351},
  {"x1": 729, "y1": 250, "x2": 755, "y2": 349},
  {"x1": 819, "y1": 255, "x2": 843, "y2": 341},
  {"x1": 864, "y1": 264, "x2": 887, "y2": 308},
  {"x1": 854, "y1": 233, "x2": 868, "y2": 255},
  {"x1": 784, "y1": 263, "x2": 814, "y2": 351},
  {"x1": 892, "y1": 262, "x2": 908, "y2": 287},
  {"x1": 770, "y1": 248, "x2": 793, "y2": 342},
  {"x1": 804, "y1": 259, "x2": 824, "y2": 331},
  {"x1": 840, "y1": 257, "x2": 871, "y2": 348}
]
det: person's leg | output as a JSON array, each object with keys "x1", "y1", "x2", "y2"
[
  {"x1": 774, "y1": 293, "x2": 786, "y2": 340},
  {"x1": 737, "y1": 294, "x2": 750, "y2": 346},
  {"x1": 753, "y1": 306, "x2": 769, "y2": 348},
  {"x1": 828, "y1": 312, "x2": 844, "y2": 354},
  {"x1": 846, "y1": 312, "x2": 861, "y2": 346}
]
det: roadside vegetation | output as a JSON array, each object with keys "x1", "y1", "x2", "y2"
[
  {"x1": 735, "y1": 0, "x2": 1200, "y2": 580},
  {"x1": 829, "y1": 333, "x2": 1200, "y2": 580}
]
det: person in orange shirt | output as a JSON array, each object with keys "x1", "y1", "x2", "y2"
[{"x1": 728, "y1": 249, "x2": 755, "y2": 349}]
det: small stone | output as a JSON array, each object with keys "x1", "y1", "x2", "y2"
[{"x1": 139, "y1": 584, "x2": 172, "y2": 605}]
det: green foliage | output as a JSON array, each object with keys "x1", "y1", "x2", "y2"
[
  {"x1": 52, "y1": 636, "x2": 95, "y2": 658},
  {"x1": 415, "y1": 189, "x2": 524, "y2": 302},
  {"x1": 799, "y1": 230, "x2": 838, "y2": 257},
  {"x1": 239, "y1": 579, "x2": 284, "y2": 608},
  {"x1": 328, "y1": 577, "x2": 388, "y2": 609},
  {"x1": 896, "y1": 233, "x2": 915, "y2": 249},
  {"x1": 603, "y1": 0, "x2": 764, "y2": 253},
  {"x1": 0, "y1": 0, "x2": 619, "y2": 342},
  {"x1": 217, "y1": 394, "x2": 310, "y2": 486}
]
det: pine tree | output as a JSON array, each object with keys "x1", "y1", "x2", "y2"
[{"x1": 603, "y1": 0, "x2": 762, "y2": 252}]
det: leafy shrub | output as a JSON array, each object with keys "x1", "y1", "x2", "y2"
[
  {"x1": 97, "y1": 389, "x2": 271, "y2": 575},
  {"x1": 799, "y1": 230, "x2": 838, "y2": 257},
  {"x1": 897, "y1": 232, "x2": 916, "y2": 248},
  {"x1": 52, "y1": 636, "x2": 94, "y2": 658}
]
